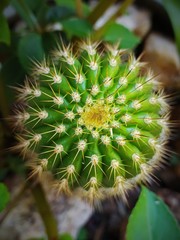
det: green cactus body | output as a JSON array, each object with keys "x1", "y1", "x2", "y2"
[{"x1": 14, "y1": 41, "x2": 170, "y2": 205}]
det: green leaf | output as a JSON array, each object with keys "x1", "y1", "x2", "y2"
[
  {"x1": 23, "y1": 0, "x2": 48, "y2": 26},
  {"x1": 59, "y1": 233, "x2": 73, "y2": 240},
  {"x1": 158, "y1": 0, "x2": 180, "y2": 53},
  {"x1": 41, "y1": 32, "x2": 58, "y2": 53},
  {"x1": 24, "y1": 0, "x2": 44, "y2": 12},
  {"x1": 0, "y1": 56, "x2": 25, "y2": 107},
  {"x1": 0, "y1": 183, "x2": 10, "y2": 212},
  {"x1": 17, "y1": 33, "x2": 45, "y2": 73},
  {"x1": 55, "y1": 0, "x2": 90, "y2": 16},
  {"x1": 126, "y1": 187, "x2": 180, "y2": 240},
  {"x1": 62, "y1": 18, "x2": 92, "y2": 38},
  {"x1": 55, "y1": 0, "x2": 77, "y2": 8},
  {"x1": 76, "y1": 228, "x2": 88, "y2": 240},
  {"x1": 46, "y1": 6, "x2": 75, "y2": 22},
  {"x1": 11, "y1": 0, "x2": 40, "y2": 31},
  {"x1": 0, "y1": 13, "x2": 10, "y2": 45},
  {"x1": 103, "y1": 23, "x2": 140, "y2": 49}
]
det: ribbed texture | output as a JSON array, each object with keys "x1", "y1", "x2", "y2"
[{"x1": 13, "y1": 41, "x2": 170, "y2": 205}]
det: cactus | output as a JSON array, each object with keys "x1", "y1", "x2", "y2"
[{"x1": 13, "y1": 40, "x2": 170, "y2": 205}]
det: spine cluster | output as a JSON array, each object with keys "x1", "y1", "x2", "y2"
[{"x1": 13, "y1": 40, "x2": 171, "y2": 205}]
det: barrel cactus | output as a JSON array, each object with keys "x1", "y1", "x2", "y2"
[{"x1": 13, "y1": 40, "x2": 170, "y2": 205}]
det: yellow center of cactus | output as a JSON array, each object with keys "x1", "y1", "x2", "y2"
[{"x1": 81, "y1": 101, "x2": 111, "y2": 129}]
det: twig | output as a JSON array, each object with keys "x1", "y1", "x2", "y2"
[
  {"x1": 76, "y1": 0, "x2": 83, "y2": 18},
  {"x1": 92, "y1": 0, "x2": 134, "y2": 41},
  {"x1": 31, "y1": 182, "x2": 59, "y2": 240},
  {"x1": 87, "y1": 0, "x2": 117, "y2": 25},
  {"x1": 0, "y1": 178, "x2": 59, "y2": 240},
  {"x1": 0, "y1": 182, "x2": 28, "y2": 225}
]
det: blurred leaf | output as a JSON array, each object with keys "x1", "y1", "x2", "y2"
[
  {"x1": 55, "y1": 0, "x2": 77, "y2": 8},
  {"x1": 86, "y1": 0, "x2": 117, "y2": 25},
  {"x1": 36, "y1": 4, "x2": 49, "y2": 26},
  {"x1": 0, "y1": 13, "x2": 10, "y2": 45},
  {"x1": 23, "y1": 0, "x2": 48, "y2": 26},
  {"x1": 46, "y1": 6, "x2": 75, "y2": 22},
  {"x1": 0, "y1": 78, "x2": 9, "y2": 120},
  {"x1": 11, "y1": 0, "x2": 40, "y2": 31},
  {"x1": 0, "y1": 56, "x2": 24, "y2": 107},
  {"x1": 158, "y1": 0, "x2": 180, "y2": 53},
  {"x1": 62, "y1": 17, "x2": 92, "y2": 38},
  {"x1": 169, "y1": 153, "x2": 180, "y2": 166},
  {"x1": 76, "y1": 228, "x2": 88, "y2": 240},
  {"x1": 17, "y1": 33, "x2": 45, "y2": 73},
  {"x1": 55, "y1": 0, "x2": 90, "y2": 16},
  {"x1": 103, "y1": 23, "x2": 140, "y2": 49},
  {"x1": 24, "y1": 0, "x2": 44, "y2": 12},
  {"x1": 41, "y1": 32, "x2": 58, "y2": 53},
  {"x1": 126, "y1": 187, "x2": 180, "y2": 240},
  {"x1": 59, "y1": 233, "x2": 73, "y2": 240},
  {"x1": 8, "y1": 155, "x2": 25, "y2": 176},
  {"x1": 0, "y1": 183, "x2": 10, "y2": 212},
  {"x1": 0, "y1": 154, "x2": 25, "y2": 181}
]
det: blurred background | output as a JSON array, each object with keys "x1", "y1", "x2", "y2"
[{"x1": 0, "y1": 0, "x2": 179, "y2": 239}]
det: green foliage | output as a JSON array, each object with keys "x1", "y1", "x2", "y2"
[
  {"x1": 0, "y1": 13, "x2": 10, "y2": 45},
  {"x1": 103, "y1": 23, "x2": 140, "y2": 49},
  {"x1": 17, "y1": 33, "x2": 45, "y2": 72},
  {"x1": 0, "y1": 183, "x2": 10, "y2": 212},
  {"x1": 0, "y1": 154, "x2": 25, "y2": 181},
  {"x1": 126, "y1": 187, "x2": 180, "y2": 240},
  {"x1": 41, "y1": 32, "x2": 58, "y2": 53},
  {"x1": 62, "y1": 18, "x2": 92, "y2": 38},
  {"x1": 76, "y1": 228, "x2": 88, "y2": 240},
  {"x1": 46, "y1": 6, "x2": 75, "y2": 22},
  {"x1": 158, "y1": 0, "x2": 180, "y2": 53},
  {"x1": 24, "y1": 0, "x2": 44, "y2": 12},
  {"x1": 55, "y1": 0, "x2": 90, "y2": 16},
  {"x1": 0, "y1": 55, "x2": 24, "y2": 106},
  {"x1": 59, "y1": 233, "x2": 73, "y2": 240},
  {"x1": 11, "y1": 0, "x2": 40, "y2": 31}
]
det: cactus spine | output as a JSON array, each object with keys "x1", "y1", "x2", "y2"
[{"x1": 13, "y1": 41, "x2": 171, "y2": 205}]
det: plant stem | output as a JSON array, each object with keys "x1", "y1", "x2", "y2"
[
  {"x1": 31, "y1": 182, "x2": 59, "y2": 240},
  {"x1": 0, "y1": 182, "x2": 28, "y2": 225},
  {"x1": 87, "y1": 0, "x2": 117, "y2": 25},
  {"x1": 92, "y1": 0, "x2": 134, "y2": 41},
  {"x1": 0, "y1": 178, "x2": 59, "y2": 240},
  {"x1": 11, "y1": 0, "x2": 41, "y2": 32},
  {"x1": 75, "y1": 0, "x2": 83, "y2": 18}
]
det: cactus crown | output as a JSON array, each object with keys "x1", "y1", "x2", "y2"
[{"x1": 13, "y1": 40, "x2": 170, "y2": 205}]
